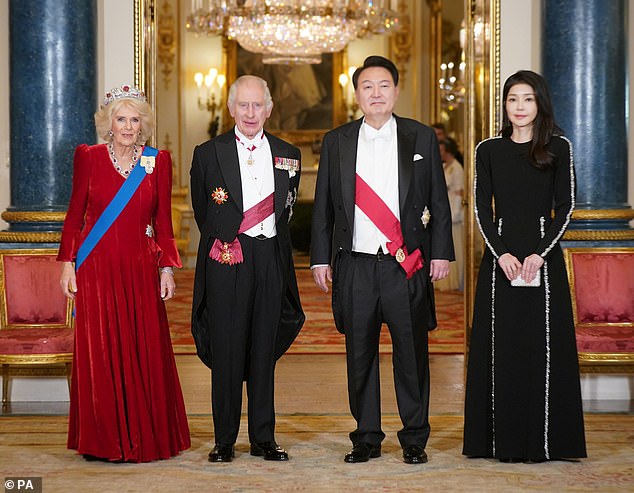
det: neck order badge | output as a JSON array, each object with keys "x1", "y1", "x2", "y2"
[{"x1": 235, "y1": 132, "x2": 264, "y2": 166}]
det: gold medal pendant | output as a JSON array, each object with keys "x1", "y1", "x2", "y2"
[
  {"x1": 247, "y1": 151, "x2": 254, "y2": 166},
  {"x1": 395, "y1": 248, "x2": 406, "y2": 263},
  {"x1": 220, "y1": 242, "x2": 233, "y2": 264}
]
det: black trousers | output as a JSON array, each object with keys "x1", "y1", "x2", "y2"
[
  {"x1": 335, "y1": 250, "x2": 431, "y2": 448},
  {"x1": 205, "y1": 234, "x2": 283, "y2": 445}
]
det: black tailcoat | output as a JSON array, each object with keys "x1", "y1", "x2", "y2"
[{"x1": 190, "y1": 130, "x2": 305, "y2": 369}]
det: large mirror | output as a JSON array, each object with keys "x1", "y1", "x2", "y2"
[
  {"x1": 463, "y1": 0, "x2": 500, "y2": 357},
  {"x1": 430, "y1": 0, "x2": 500, "y2": 358},
  {"x1": 134, "y1": 0, "x2": 500, "y2": 355},
  {"x1": 431, "y1": 0, "x2": 467, "y2": 147}
]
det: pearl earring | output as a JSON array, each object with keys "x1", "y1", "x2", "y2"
[{"x1": 108, "y1": 130, "x2": 114, "y2": 137}]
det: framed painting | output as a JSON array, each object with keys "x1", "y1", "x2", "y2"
[{"x1": 224, "y1": 40, "x2": 346, "y2": 146}]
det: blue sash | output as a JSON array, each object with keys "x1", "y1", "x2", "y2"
[{"x1": 75, "y1": 146, "x2": 158, "y2": 270}]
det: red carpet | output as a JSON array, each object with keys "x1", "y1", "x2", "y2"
[{"x1": 166, "y1": 269, "x2": 464, "y2": 355}]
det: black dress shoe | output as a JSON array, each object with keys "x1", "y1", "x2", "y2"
[
  {"x1": 402, "y1": 445, "x2": 428, "y2": 464},
  {"x1": 208, "y1": 444, "x2": 235, "y2": 462},
  {"x1": 83, "y1": 454, "x2": 103, "y2": 462},
  {"x1": 250, "y1": 441, "x2": 289, "y2": 461},
  {"x1": 499, "y1": 457, "x2": 524, "y2": 463},
  {"x1": 344, "y1": 443, "x2": 381, "y2": 463},
  {"x1": 82, "y1": 454, "x2": 123, "y2": 463}
]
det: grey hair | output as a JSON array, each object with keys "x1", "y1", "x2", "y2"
[
  {"x1": 94, "y1": 98, "x2": 154, "y2": 144},
  {"x1": 227, "y1": 75, "x2": 273, "y2": 111}
]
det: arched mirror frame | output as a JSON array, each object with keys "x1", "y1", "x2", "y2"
[{"x1": 133, "y1": 0, "x2": 501, "y2": 363}]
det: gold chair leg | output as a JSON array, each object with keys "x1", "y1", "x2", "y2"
[{"x1": 2, "y1": 364, "x2": 9, "y2": 405}]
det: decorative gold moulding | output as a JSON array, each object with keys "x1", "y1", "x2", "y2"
[
  {"x1": 563, "y1": 230, "x2": 634, "y2": 241},
  {"x1": 0, "y1": 354, "x2": 72, "y2": 365},
  {"x1": 0, "y1": 232, "x2": 62, "y2": 243},
  {"x1": 572, "y1": 209, "x2": 634, "y2": 221},
  {"x1": 579, "y1": 352, "x2": 634, "y2": 363},
  {"x1": 389, "y1": 0, "x2": 412, "y2": 84},
  {"x1": 578, "y1": 353, "x2": 634, "y2": 374},
  {"x1": 1, "y1": 211, "x2": 66, "y2": 223},
  {"x1": 157, "y1": 0, "x2": 176, "y2": 90}
]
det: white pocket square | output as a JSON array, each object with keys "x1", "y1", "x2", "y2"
[{"x1": 413, "y1": 153, "x2": 423, "y2": 162}]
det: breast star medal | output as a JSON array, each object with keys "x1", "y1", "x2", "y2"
[
  {"x1": 211, "y1": 187, "x2": 229, "y2": 205},
  {"x1": 421, "y1": 206, "x2": 431, "y2": 228}
]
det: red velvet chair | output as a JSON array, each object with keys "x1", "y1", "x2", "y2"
[
  {"x1": 564, "y1": 247, "x2": 634, "y2": 373},
  {"x1": 0, "y1": 249, "x2": 74, "y2": 404}
]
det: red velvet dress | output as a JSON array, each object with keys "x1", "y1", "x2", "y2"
[{"x1": 58, "y1": 144, "x2": 190, "y2": 462}]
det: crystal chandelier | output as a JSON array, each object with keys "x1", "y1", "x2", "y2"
[
  {"x1": 186, "y1": 0, "x2": 400, "y2": 64},
  {"x1": 439, "y1": 61, "x2": 466, "y2": 111}
]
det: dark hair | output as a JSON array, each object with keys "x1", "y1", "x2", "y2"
[
  {"x1": 500, "y1": 70, "x2": 563, "y2": 169},
  {"x1": 432, "y1": 122, "x2": 447, "y2": 133},
  {"x1": 352, "y1": 56, "x2": 399, "y2": 90},
  {"x1": 442, "y1": 137, "x2": 459, "y2": 157}
]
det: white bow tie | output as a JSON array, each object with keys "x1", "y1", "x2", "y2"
[{"x1": 365, "y1": 127, "x2": 392, "y2": 141}]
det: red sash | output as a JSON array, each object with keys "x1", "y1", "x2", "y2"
[
  {"x1": 209, "y1": 192, "x2": 275, "y2": 265},
  {"x1": 355, "y1": 174, "x2": 423, "y2": 279}
]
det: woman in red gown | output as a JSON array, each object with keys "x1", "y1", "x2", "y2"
[{"x1": 58, "y1": 85, "x2": 190, "y2": 462}]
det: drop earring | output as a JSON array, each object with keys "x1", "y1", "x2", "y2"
[{"x1": 108, "y1": 130, "x2": 114, "y2": 137}]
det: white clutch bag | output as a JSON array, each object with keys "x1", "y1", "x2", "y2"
[{"x1": 510, "y1": 269, "x2": 541, "y2": 287}]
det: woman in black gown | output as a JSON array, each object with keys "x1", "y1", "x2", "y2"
[{"x1": 463, "y1": 70, "x2": 586, "y2": 462}]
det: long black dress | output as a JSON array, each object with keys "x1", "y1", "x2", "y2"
[{"x1": 463, "y1": 135, "x2": 586, "y2": 461}]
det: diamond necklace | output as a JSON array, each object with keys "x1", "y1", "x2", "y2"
[{"x1": 108, "y1": 141, "x2": 139, "y2": 177}]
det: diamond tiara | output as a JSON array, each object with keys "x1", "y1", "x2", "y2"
[{"x1": 103, "y1": 85, "x2": 147, "y2": 106}]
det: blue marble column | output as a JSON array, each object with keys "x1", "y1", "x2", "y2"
[
  {"x1": 542, "y1": 0, "x2": 630, "y2": 231},
  {"x1": 7, "y1": 0, "x2": 96, "y2": 232}
]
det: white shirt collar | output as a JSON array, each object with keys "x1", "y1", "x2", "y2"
[
  {"x1": 361, "y1": 116, "x2": 396, "y2": 141},
  {"x1": 234, "y1": 126, "x2": 264, "y2": 145}
]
